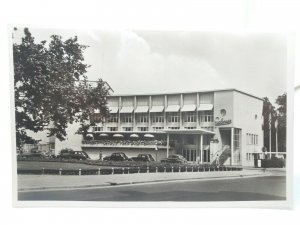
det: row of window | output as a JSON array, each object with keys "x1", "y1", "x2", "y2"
[
  {"x1": 104, "y1": 112, "x2": 214, "y2": 124},
  {"x1": 246, "y1": 133, "x2": 258, "y2": 145},
  {"x1": 95, "y1": 126, "x2": 215, "y2": 132}
]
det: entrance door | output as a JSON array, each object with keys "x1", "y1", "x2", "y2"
[{"x1": 183, "y1": 149, "x2": 196, "y2": 162}]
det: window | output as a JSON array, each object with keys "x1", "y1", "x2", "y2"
[
  {"x1": 137, "y1": 113, "x2": 149, "y2": 123},
  {"x1": 122, "y1": 114, "x2": 132, "y2": 123},
  {"x1": 247, "y1": 133, "x2": 258, "y2": 145},
  {"x1": 108, "y1": 127, "x2": 118, "y2": 131},
  {"x1": 108, "y1": 114, "x2": 118, "y2": 123},
  {"x1": 90, "y1": 113, "x2": 102, "y2": 123},
  {"x1": 199, "y1": 111, "x2": 214, "y2": 122},
  {"x1": 167, "y1": 112, "x2": 179, "y2": 123},
  {"x1": 123, "y1": 127, "x2": 133, "y2": 131},
  {"x1": 184, "y1": 127, "x2": 196, "y2": 129},
  {"x1": 138, "y1": 127, "x2": 149, "y2": 131},
  {"x1": 183, "y1": 112, "x2": 196, "y2": 123},
  {"x1": 168, "y1": 127, "x2": 180, "y2": 130},
  {"x1": 152, "y1": 113, "x2": 164, "y2": 123},
  {"x1": 234, "y1": 128, "x2": 241, "y2": 149},
  {"x1": 153, "y1": 127, "x2": 164, "y2": 130},
  {"x1": 220, "y1": 109, "x2": 226, "y2": 116},
  {"x1": 93, "y1": 126, "x2": 103, "y2": 132}
]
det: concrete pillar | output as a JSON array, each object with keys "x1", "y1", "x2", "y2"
[
  {"x1": 200, "y1": 134, "x2": 203, "y2": 164},
  {"x1": 118, "y1": 97, "x2": 122, "y2": 130},
  {"x1": 133, "y1": 96, "x2": 136, "y2": 130},
  {"x1": 167, "y1": 133, "x2": 170, "y2": 157},
  {"x1": 196, "y1": 93, "x2": 200, "y2": 129},
  {"x1": 164, "y1": 95, "x2": 167, "y2": 129},
  {"x1": 180, "y1": 94, "x2": 183, "y2": 129},
  {"x1": 149, "y1": 96, "x2": 152, "y2": 130},
  {"x1": 231, "y1": 127, "x2": 234, "y2": 166}
]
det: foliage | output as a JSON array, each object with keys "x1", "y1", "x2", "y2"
[
  {"x1": 262, "y1": 93, "x2": 287, "y2": 152},
  {"x1": 13, "y1": 28, "x2": 111, "y2": 149}
]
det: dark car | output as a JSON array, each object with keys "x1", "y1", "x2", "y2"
[
  {"x1": 103, "y1": 152, "x2": 131, "y2": 161},
  {"x1": 58, "y1": 149, "x2": 90, "y2": 160},
  {"x1": 161, "y1": 154, "x2": 187, "y2": 164},
  {"x1": 131, "y1": 154, "x2": 155, "y2": 162}
]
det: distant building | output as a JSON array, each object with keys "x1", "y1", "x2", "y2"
[
  {"x1": 81, "y1": 89, "x2": 264, "y2": 166},
  {"x1": 22, "y1": 136, "x2": 55, "y2": 155}
]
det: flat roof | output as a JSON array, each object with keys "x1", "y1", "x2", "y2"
[{"x1": 108, "y1": 88, "x2": 263, "y2": 101}]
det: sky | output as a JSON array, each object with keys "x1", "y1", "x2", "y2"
[
  {"x1": 13, "y1": 28, "x2": 287, "y2": 103},
  {"x1": 12, "y1": 27, "x2": 288, "y2": 147}
]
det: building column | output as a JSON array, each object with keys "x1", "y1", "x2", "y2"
[
  {"x1": 231, "y1": 127, "x2": 234, "y2": 165},
  {"x1": 167, "y1": 133, "x2": 170, "y2": 157},
  {"x1": 133, "y1": 96, "x2": 137, "y2": 131},
  {"x1": 196, "y1": 93, "x2": 200, "y2": 129},
  {"x1": 118, "y1": 97, "x2": 122, "y2": 130},
  {"x1": 200, "y1": 134, "x2": 203, "y2": 164},
  {"x1": 149, "y1": 96, "x2": 152, "y2": 131}
]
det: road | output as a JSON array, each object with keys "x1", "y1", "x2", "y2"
[{"x1": 18, "y1": 175, "x2": 286, "y2": 201}]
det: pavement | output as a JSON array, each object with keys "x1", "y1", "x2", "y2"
[{"x1": 18, "y1": 169, "x2": 273, "y2": 192}]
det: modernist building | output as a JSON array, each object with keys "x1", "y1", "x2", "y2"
[{"x1": 81, "y1": 89, "x2": 264, "y2": 167}]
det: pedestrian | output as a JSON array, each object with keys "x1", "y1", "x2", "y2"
[
  {"x1": 216, "y1": 153, "x2": 220, "y2": 167},
  {"x1": 99, "y1": 151, "x2": 102, "y2": 161}
]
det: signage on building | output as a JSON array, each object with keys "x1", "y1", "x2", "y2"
[{"x1": 215, "y1": 117, "x2": 232, "y2": 126}]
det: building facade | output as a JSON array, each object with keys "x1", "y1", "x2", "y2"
[{"x1": 81, "y1": 89, "x2": 264, "y2": 167}]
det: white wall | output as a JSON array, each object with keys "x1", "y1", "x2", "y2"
[{"x1": 233, "y1": 91, "x2": 264, "y2": 166}]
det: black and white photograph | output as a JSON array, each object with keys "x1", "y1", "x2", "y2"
[{"x1": 11, "y1": 27, "x2": 290, "y2": 205}]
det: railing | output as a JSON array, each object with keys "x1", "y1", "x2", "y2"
[
  {"x1": 211, "y1": 145, "x2": 231, "y2": 166},
  {"x1": 18, "y1": 165, "x2": 243, "y2": 175},
  {"x1": 82, "y1": 139, "x2": 168, "y2": 147}
]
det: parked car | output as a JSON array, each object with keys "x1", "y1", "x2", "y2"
[
  {"x1": 131, "y1": 154, "x2": 155, "y2": 162},
  {"x1": 58, "y1": 149, "x2": 90, "y2": 160},
  {"x1": 103, "y1": 152, "x2": 131, "y2": 161},
  {"x1": 161, "y1": 154, "x2": 187, "y2": 164}
]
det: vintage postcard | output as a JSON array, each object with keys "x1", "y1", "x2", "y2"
[{"x1": 10, "y1": 27, "x2": 293, "y2": 207}]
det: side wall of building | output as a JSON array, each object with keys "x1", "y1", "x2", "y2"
[{"x1": 233, "y1": 91, "x2": 264, "y2": 167}]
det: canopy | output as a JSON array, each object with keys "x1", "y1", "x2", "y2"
[
  {"x1": 181, "y1": 104, "x2": 196, "y2": 112},
  {"x1": 109, "y1": 107, "x2": 119, "y2": 113},
  {"x1": 150, "y1": 106, "x2": 164, "y2": 113},
  {"x1": 113, "y1": 134, "x2": 124, "y2": 138},
  {"x1": 144, "y1": 134, "x2": 154, "y2": 138},
  {"x1": 198, "y1": 104, "x2": 213, "y2": 111},
  {"x1": 165, "y1": 105, "x2": 180, "y2": 112},
  {"x1": 135, "y1": 106, "x2": 149, "y2": 113},
  {"x1": 120, "y1": 106, "x2": 133, "y2": 113},
  {"x1": 130, "y1": 134, "x2": 139, "y2": 138},
  {"x1": 99, "y1": 133, "x2": 108, "y2": 137}
]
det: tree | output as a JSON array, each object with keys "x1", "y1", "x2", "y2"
[
  {"x1": 262, "y1": 94, "x2": 287, "y2": 153},
  {"x1": 13, "y1": 28, "x2": 111, "y2": 149},
  {"x1": 262, "y1": 97, "x2": 277, "y2": 152},
  {"x1": 275, "y1": 93, "x2": 287, "y2": 152}
]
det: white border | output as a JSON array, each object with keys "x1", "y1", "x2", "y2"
[{"x1": 9, "y1": 26, "x2": 294, "y2": 209}]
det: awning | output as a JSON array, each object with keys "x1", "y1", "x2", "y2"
[
  {"x1": 113, "y1": 134, "x2": 124, "y2": 138},
  {"x1": 99, "y1": 133, "x2": 108, "y2": 137},
  {"x1": 197, "y1": 104, "x2": 213, "y2": 111},
  {"x1": 144, "y1": 134, "x2": 154, "y2": 138},
  {"x1": 165, "y1": 105, "x2": 180, "y2": 112},
  {"x1": 120, "y1": 106, "x2": 133, "y2": 113},
  {"x1": 109, "y1": 107, "x2": 119, "y2": 113},
  {"x1": 130, "y1": 134, "x2": 139, "y2": 138},
  {"x1": 181, "y1": 104, "x2": 196, "y2": 112},
  {"x1": 135, "y1": 106, "x2": 149, "y2": 113},
  {"x1": 150, "y1": 106, "x2": 164, "y2": 113}
]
